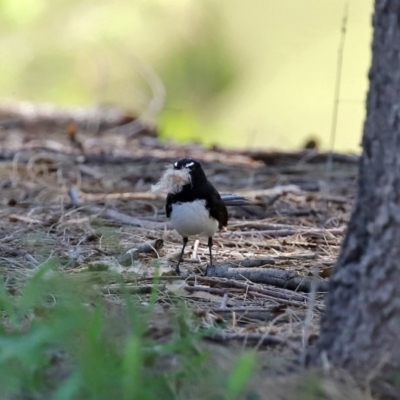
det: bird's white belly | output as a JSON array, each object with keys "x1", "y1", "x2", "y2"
[{"x1": 170, "y1": 200, "x2": 218, "y2": 238}]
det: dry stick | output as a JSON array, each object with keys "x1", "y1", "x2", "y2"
[
  {"x1": 316, "y1": 193, "x2": 352, "y2": 204},
  {"x1": 9, "y1": 214, "x2": 42, "y2": 224},
  {"x1": 228, "y1": 222, "x2": 314, "y2": 230},
  {"x1": 219, "y1": 293, "x2": 229, "y2": 309},
  {"x1": 189, "y1": 276, "x2": 308, "y2": 302},
  {"x1": 137, "y1": 275, "x2": 187, "y2": 282},
  {"x1": 81, "y1": 191, "x2": 163, "y2": 202},
  {"x1": 204, "y1": 332, "x2": 290, "y2": 347},
  {"x1": 68, "y1": 186, "x2": 82, "y2": 206},
  {"x1": 206, "y1": 308, "x2": 273, "y2": 322},
  {"x1": 235, "y1": 185, "x2": 302, "y2": 198},
  {"x1": 249, "y1": 288, "x2": 322, "y2": 311},
  {"x1": 222, "y1": 227, "x2": 344, "y2": 238},
  {"x1": 89, "y1": 205, "x2": 167, "y2": 230},
  {"x1": 126, "y1": 239, "x2": 163, "y2": 260},
  {"x1": 0, "y1": 245, "x2": 39, "y2": 267},
  {"x1": 206, "y1": 307, "x2": 273, "y2": 313},
  {"x1": 247, "y1": 291, "x2": 283, "y2": 301},
  {"x1": 272, "y1": 254, "x2": 317, "y2": 261},
  {"x1": 134, "y1": 239, "x2": 164, "y2": 254},
  {"x1": 68, "y1": 186, "x2": 168, "y2": 230},
  {"x1": 192, "y1": 239, "x2": 200, "y2": 260},
  {"x1": 0, "y1": 228, "x2": 32, "y2": 244},
  {"x1": 100, "y1": 284, "x2": 166, "y2": 295},
  {"x1": 220, "y1": 258, "x2": 276, "y2": 268},
  {"x1": 244, "y1": 150, "x2": 358, "y2": 166},
  {"x1": 167, "y1": 251, "x2": 200, "y2": 263},
  {"x1": 77, "y1": 164, "x2": 105, "y2": 180},
  {"x1": 205, "y1": 265, "x2": 329, "y2": 293},
  {"x1": 187, "y1": 276, "x2": 318, "y2": 308},
  {"x1": 183, "y1": 286, "x2": 227, "y2": 296},
  {"x1": 219, "y1": 279, "x2": 308, "y2": 304}
]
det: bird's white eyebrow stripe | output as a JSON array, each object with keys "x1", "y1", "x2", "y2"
[{"x1": 185, "y1": 162, "x2": 194, "y2": 167}]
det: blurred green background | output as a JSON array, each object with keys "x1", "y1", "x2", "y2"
[{"x1": 0, "y1": 0, "x2": 372, "y2": 152}]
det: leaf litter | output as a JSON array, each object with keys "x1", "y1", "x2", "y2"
[{"x1": 0, "y1": 103, "x2": 362, "y2": 399}]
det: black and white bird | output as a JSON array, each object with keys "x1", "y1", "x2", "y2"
[
  {"x1": 152, "y1": 157, "x2": 250, "y2": 274},
  {"x1": 166, "y1": 158, "x2": 227, "y2": 274}
]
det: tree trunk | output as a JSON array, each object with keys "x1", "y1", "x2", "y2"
[{"x1": 315, "y1": 1, "x2": 400, "y2": 397}]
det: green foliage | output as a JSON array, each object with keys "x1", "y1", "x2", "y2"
[
  {"x1": 0, "y1": 263, "x2": 255, "y2": 400},
  {"x1": 158, "y1": 7, "x2": 238, "y2": 143},
  {"x1": 226, "y1": 352, "x2": 256, "y2": 400},
  {"x1": 300, "y1": 373, "x2": 326, "y2": 400},
  {"x1": 0, "y1": 0, "x2": 240, "y2": 146},
  {"x1": 160, "y1": 24, "x2": 238, "y2": 109},
  {"x1": 93, "y1": 226, "x2": 123, "y2": 254}
]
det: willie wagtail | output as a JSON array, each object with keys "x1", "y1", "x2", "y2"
[
  {"x1": 151, "y1": 157, "x2": 253, "y2": 274},
  {"x1": 161, "y1": 158, "x2": 228, "y2": 274}
]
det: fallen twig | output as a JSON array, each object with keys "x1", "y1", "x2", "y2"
[
  {"x1": 241, "y1": 149, "x2": 358, "y2": 165},
  {"x1": 219, "y1": 293, "x2": 229, "y2": 308},
  {"x1": 206, "y1": 307, "x2": 272, "y2": 313},
  {"x1": 184, "y1": 286, "x2": 227, "y2": 296},
  {"x1": 100, "y1": 284, "x2": 165, "y2": 295},
  {"x1": 81, "y1": 191, "x2": 163, "y2": 202},
  {"x1": 9, "y1": 214, "x2": 42, "y2": 224},
  {"x1": 221, "y1": 227, "x2": 344, "y2": 238},
  {"x1": 205, "y1": 265, "x2": 329, "y2": 292},
  {"x1": 220, "y1": 258, "x2": 276, "y2": 268},
  {"x1": 218, "y1": 279, "x2": 308, "y2": 303},
  {"x1": 134, "y1": 239, "x2": 164, "y2": 254},
  {"x1": 204, "y1": 332, "x2": 290, "y2": 347},
  {"x1": 85, "y1": 205, "x2": 168, "y2": 230},
  {"x1": 191, "y1": 239, "x2": 199, "y2": 260},
  {"x1": 187, "y1": 275, "x2": 316, "y2": 308},
  {"x1": 0, "y1": 245, "x2": 39, "y2": 267},
  {"x1": 235, "y1": 185, "x2": 302, "y2": 198},
  {"x1": 228, "y1": 222, "x2": 321, "y2": 231}
]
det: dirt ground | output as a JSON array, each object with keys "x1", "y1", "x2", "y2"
[{"x1": 0, "y1": 103, "x2": 361, "y2": 398}]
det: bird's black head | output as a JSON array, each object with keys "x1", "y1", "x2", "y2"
[
  {"x1": 173, "y1": 158, "x2": 200, "y2": 170},
  {"x1": 173, "y1": 158, "x2": 207, "y2": 183}
]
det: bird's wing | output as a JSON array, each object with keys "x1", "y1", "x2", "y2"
[{"x1": 206, "y1": 182, "x2": 228, "y2": 229}]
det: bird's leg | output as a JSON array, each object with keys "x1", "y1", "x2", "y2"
[
  {"x1": 176, "y1": 237, "x2": 188, "y2": 274},
  {"x1": 207, "y1": 236, "x2": 213, "y2": 266}
]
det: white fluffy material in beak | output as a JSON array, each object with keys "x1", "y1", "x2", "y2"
[{"x1": 151, "y1": 165, "x2": 191, "y2": 194}]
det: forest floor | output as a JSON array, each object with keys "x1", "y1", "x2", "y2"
[{"x1": 0, "y1": 103, "x2": 365, "y2": 399}]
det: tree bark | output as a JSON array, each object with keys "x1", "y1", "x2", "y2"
[{"x1": 314, "y1": 1, "x2": 400, "y2": 397}]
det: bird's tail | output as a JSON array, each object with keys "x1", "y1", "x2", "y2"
[{"x1": 221, "y1": 194, "x2": 256, "y2": 206}]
